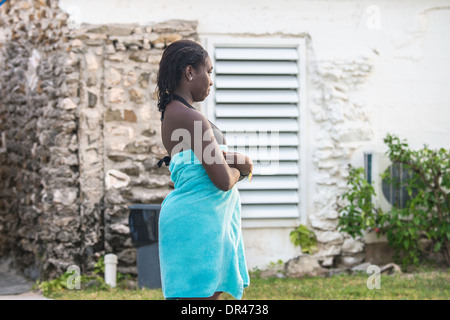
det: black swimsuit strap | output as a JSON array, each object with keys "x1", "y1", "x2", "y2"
[
  {"x1": 157, "y1": 155, "x2": 171, "y2": 168},
  {"x1": 172, "y1": 94, "x2": 222, "y2": 132},
  {"x1": 160, "y1": 94, "x2": 196, "y2": 121},
  {"x1": 172, "y1": 94, "x2": 196, "y2": 110}
]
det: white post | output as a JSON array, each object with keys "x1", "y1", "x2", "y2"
[{"x1": 104, "y1": 254, "x2": 118, "y2": 288}]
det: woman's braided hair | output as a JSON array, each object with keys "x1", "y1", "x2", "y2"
[{"x1": 156, "y1": 40, "x2": 209, "y2": 116}]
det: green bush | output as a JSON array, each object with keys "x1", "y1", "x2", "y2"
[
  {"x1": 289, "y1": 224, "x2": 318, "y2": 254},
  {"x1": 338, "y1": 134, "x2": 449, "y2": 268},
  {"x1": 337, "y1": 166, "x2": 381, "y2": 238}
]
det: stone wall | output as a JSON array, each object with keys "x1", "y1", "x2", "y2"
[
  {"x1": 306, "y1": 43, "x2": 374, "y2": 269},
  {"x1": 0, "y1": 0, "x2": 80, "y2": 279},
  {"x1": 73, "y1": 20, "x2": 198, "y2": 274},
  {"x1": 0, "y1": 0, "x2": 197, "y2": 279}
]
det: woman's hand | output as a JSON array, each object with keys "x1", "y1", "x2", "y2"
[{"x1": 222, "y1": 150, "x2": 253, "y2": 176}]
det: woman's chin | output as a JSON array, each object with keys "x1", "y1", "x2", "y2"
[{"x1": 197, "y1": 92, "x2": 210, "y2": 102}]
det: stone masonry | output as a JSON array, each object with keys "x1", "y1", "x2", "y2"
[
  {"x1": 0, "y1": 0, "x2": 81, "y2": 279},
  {"x1": 0, "y1": 0, "x2": 197, "y2": 279},
  {"x1": 306, "y1": 41, "x2": 374, "y2": 269}
]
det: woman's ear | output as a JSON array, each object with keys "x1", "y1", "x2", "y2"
[{"x1": 185, "y1": 65, "x2": 194, "y2": 82}]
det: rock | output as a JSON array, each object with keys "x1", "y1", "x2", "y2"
[
  {"x1": 70, "y1": 39, "x2": 83, "y2": 47},
  {"x1": 138, "y1": 72, "x2": 150, "y2": 88},
  {"x1": 130, "y1": 51, "x2": 149, "y2": 63},
  {"x1": 315, "y1": 230, "x2": 343, "y2": 244},
  {"x1": 61, "y1": 98, "x2": 77, "y2": 110},
  {"x1": 129, "y1": 88, "x2": 145, "y2": 104},
  {"x1": 380, "y1": 263, "x2": 402, "y2": 275},
  {"x1": 151, "y1": 19, "x2": 198, "y2": 35},
  {"x1": 105, "y1": 170, "x2": 131, "y2": 189},
  {"x1": 107, "y1": 88, "x2": 125, "y2": 104},
  {"x1": 125, "y1": 139, "x2": 152, "y2": 154},
  {"x1": 88, "y1": 91, "x2": 97, "y2": 108},
  {"x1": 107, "y1": 53, "x2": 124, "y2": 62},
  {"x1": 309, "y1": 215, "x2": 338, "y2": 231},
  {"x1": 123, "y1": 110, "x2": 137, "y2": 122},
  {"x1": 350, "y1": 262, "x2": 372, "y2": 273},
  {"x1": 85, "y1": 53, "x2": 99, "y2": 71},
  {"x1": 105, "y1": 44, "x2": 116, "y2": 54},
  {"x1": 105, "y1": 109, "x2": 123, "y2": 122},
  {"x1": 317, "y1": 243, "x2": 341, "y2": 256},
  {"x1": 52, "y1": 188, "x2": 78, "y2": 206},
  {"x1": 285, "y1": 255, "x2": 328, "y2": 278},
  {"x1": 151, "y1": 33, "x2": 182, "y2": 47},
  {"x1": 318, "y1": 256, "x2": 335, "y2": 267},
  {"x1": 328, "y1": 267, "x2": 350, "y2": 276},
  {"x1": 107, "y1": 24, "x2": 137, "y2": 36},
  {"x1": 123, "y1": 70, "x2": 137, "y2": 87},
  {"x1": 105, "y1": 67, "x2": 122, "y2": 86},
  {"x1": 107, "y1": 125, "x2": 135, "y2": 139},
  {"x1": 338, "y1": 253, "x2": 365, "y2": 267},
  {"x1": 342, "y1": 237, "x2": 364, "y2": 254},
  {"x1": 109, "y1": 223, "x2": 130, "y2": 235}
]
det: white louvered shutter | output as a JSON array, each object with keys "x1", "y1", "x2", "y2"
[{"x1": 213, "y1": 46, "x2": 301, "y2": 219}]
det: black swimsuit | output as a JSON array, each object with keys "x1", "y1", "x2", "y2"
[{"x1": 157, "y1": 95, "x2": 226, "y2": 168}]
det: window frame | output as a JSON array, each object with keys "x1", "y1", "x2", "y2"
[{"x1": 201, "y1": 36, "x2": 308, "y2": 228}]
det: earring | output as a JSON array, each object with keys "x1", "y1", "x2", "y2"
[{"x1": 189, "y1": 77, "x2": 193, "y2": 81}]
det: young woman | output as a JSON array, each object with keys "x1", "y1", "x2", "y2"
[{"x1": 156, "y1": 40, "x2": 252, "y2": 300}]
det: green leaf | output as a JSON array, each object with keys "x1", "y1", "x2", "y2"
[{"x1": 434, "y1": 242, "x2": 442, "y2": 252}]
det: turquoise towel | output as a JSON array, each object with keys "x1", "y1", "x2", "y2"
[{"x1": 159, "y1": 144, "x2": 250, "y2": 299}]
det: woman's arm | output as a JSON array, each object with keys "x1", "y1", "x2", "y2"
[
  {"x1": 177, "y1": 109, "x2": 242, "y2": 191},
  {"x1": 222, "y1": 150, "x2": 254, "y2": 176}
]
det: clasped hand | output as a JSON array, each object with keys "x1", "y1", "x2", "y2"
[{"x1": 222, "y1": 150, "x2": 253, "y2": 177}]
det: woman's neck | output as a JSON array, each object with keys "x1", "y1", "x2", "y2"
[
  {"x1": 172, "y1": 89, "x2": 194, "y2": 106},
  {"x1": 172, "y1": 94, "x2": 195, "y2": 109}
]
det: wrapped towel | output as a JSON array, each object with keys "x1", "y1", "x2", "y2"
[{"x1": 159, "y1": 144, "x2": 249, "y2": 299}]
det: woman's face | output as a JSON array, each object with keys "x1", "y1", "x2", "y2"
[{"x1": 191, "y1": 56, "x2": 214, "y2": 102}]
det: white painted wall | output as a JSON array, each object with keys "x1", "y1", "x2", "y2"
[
  {"x1": 59, "y1": 0, "x2": 450, "y2": 269},
  {"x1": 59, "y1": 0, "x2": 450, "y2": 149}
]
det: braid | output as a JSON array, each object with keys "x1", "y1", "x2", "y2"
[{"x1": 156, "y1": 40, "x2": 208, "y2": 117}]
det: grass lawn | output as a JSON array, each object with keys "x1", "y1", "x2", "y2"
[{"x1": 44, "y1": 268, "x2": 449, "y2": 300}]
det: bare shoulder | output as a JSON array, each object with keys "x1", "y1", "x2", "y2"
[{"x1": 166, "y1": 101, "x2": 211, "y2": 132}]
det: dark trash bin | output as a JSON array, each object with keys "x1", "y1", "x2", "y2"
[{"x1": 128, "y1": 204, "x2": 162, "y2": 289}]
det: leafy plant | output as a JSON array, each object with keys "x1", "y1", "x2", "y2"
[
  {"x1": 290, "y1": 225, "x2": 318, "y2": 254},
  {"x1": 35, "y1": 256, "x2": 131, "y2": 295},
  {"x1": 338, "y1": 134, "x2": 450, "y2": 268},
  {"x1": 337, "y1": 166, "x2": 382, "y2": 238},
  {"x1": 93, "y1": 256, "x2": 105, "y2": 276},
  {"x1": 381, "y1": 134, "x2": 449, "y2": 267},
  {"x1": 35, "y1": 271, "x2": 75, "y2": 296}
]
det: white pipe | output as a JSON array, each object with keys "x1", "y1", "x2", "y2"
[{"x1": 104, "y1": 254, "x2": 118, "y2": 288}]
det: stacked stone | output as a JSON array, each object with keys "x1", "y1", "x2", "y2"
[
  {"x1": 0, "y1": 0, "x2": 79, "y2": 279},
  {"x1": 70, "y1": 21, "x2": 198, "y2": 274},
  {"x1": 307, "y1": 53, "x2": 374, "y2": 268},
  {"x1": 0, "y1": 0, "x2": 199, "y2": 278}
]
